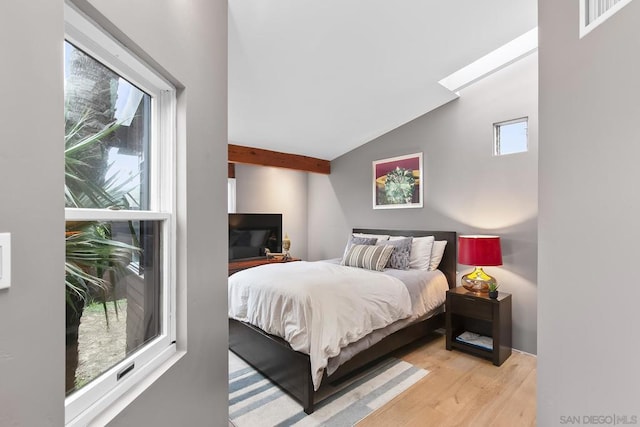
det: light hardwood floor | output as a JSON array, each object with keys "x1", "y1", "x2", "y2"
[{"x1": 358, "y1": 332, "x2": 536, "y2": 427}]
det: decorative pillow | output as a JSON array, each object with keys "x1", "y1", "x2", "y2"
[
  {"x1": 352, "y1": 233, "x2": 390, "y2": 242},
  {"x1": 389, "y1": 235, "x2": 435, "y2": 270},
  {"x1": 428, "y1": 240, "x2": 448, "y2": 271},
  {"x1": 377, "y1": 237, "x2": 413, "y2": 270},
  {"x1": 341, "y1": 244, "x2": 394, "y2": 272},
  {"x1": 342, "y1": 236, "x2": 378, "y2": 259}
]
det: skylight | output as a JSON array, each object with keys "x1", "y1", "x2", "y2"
[{"x1": 438, "y1": 27, "x2": 538, "y2": 94}]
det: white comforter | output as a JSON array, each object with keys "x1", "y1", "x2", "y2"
[{"x1": 228, "y1": 261, "x2": 413, "y2": 390}]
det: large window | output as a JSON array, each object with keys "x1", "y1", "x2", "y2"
[{"x1": 64, "y1": 5, "x2": 176, "y2": 425}]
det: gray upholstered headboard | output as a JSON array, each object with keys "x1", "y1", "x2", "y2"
[{"x1": 352, "y1": 228, "x2": 457, "y2": 289}]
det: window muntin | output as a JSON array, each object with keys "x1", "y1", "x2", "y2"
[
  {"x1": 494, "y1": 118, "x2": 528, "y2": 156},
  {"x1": 64, "y1": 4, "x2": 176, "y2": 425}
]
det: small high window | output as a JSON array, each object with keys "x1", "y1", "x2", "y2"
[
  {"x1": 494, "y1": 118, "x2": 528, "y2": 156},
  {"x1": 580, "y1": 0, "x2": 633, "y2": 38}
]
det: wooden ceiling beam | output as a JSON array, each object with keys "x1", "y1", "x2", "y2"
[{"x1": 228, "y1": 144, "x2": 330, "y2": 174}]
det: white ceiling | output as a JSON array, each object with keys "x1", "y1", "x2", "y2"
[{"x1": 228, "y1": 1, "x2": 537, "y2": 161}]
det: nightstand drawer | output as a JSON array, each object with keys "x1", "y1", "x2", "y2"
[{"x1": 450, "y1": 295, "x2": 492, "y2": 321}]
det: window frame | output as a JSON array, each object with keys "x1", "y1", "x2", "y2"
[
  {"x1": 493, "y1": 117, "x2": 528, "y2": 157},
  {"x1": 228, "y1": 178, "x2": 237, "y2": 213},
  {"x1": 64, "y1": 4, "x2": 177, "y2": 425},
  {"x1": 579, "y1": 0, "x2": 633, "y2": 38}
]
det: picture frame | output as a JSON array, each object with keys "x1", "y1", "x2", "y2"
[{"x1": 372, "y1": 152, "x2": 423, "y2": 209}]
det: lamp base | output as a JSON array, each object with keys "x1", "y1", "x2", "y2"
[{"x1": 461, "y1": 267, "x2": 497, "y2": 293}]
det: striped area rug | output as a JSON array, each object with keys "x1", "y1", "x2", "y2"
[{"x1": 229, "y1": 351, "x2": 428, "y2": 426}]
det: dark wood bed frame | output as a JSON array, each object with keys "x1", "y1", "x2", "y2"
[{"x1": 229, "y1": 229, "x2": 457, "y2": 414}]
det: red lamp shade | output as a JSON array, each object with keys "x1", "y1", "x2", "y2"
[{"x1": 458, "y1": 235, "x2": 502, "y2": 267}]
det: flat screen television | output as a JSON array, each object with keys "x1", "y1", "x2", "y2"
[{"x1": 229, "y1": 213, "x2": 282, "y2": 261}]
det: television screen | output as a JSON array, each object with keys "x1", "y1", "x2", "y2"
[{"x1": 229, "y1": 213, "x2": 282, "y2": 261}]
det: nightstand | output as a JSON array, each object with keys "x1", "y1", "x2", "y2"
[{"x1": 445, "y1": 287, "x2": 512, "y2": 366}]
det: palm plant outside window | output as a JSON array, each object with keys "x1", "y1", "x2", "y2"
[{"x1": 64, "y1": 40, "x2": 158, "y2": 392}]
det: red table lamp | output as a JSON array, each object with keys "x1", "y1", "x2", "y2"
[{"x1": 458, "y1": 235, "x2": 502, "y2": 293}]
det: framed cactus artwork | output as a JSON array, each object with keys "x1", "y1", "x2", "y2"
[{"x1": 372, "y1": 152, "x2": 423, "y2": 209}]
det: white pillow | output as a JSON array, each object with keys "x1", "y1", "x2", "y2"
[
  {"x1": 353, "y1": 233, "x2": 390, "y2": 241},
  {"x1": 411, "y1": 236, "x2": 435, "y2": 270},
  {"x1": 389, "y1": 235, "x2": 435, "y2": 270},
  {"x1": 428, "y1": 240, "x2": 448, "y2": 271}
]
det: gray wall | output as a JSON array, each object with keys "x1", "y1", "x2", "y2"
[
  {"x1": 0, "y1": 2, "x2": 65, "y2": 425},
  {"x1": 0, "y1": 1, "x2": 229, "y2": 426},
  {"x1": 538, "y1": 0, "x2": 640, "y2": 423},
  {"x1": 309, "y1": 53, "x2": 538, "y2": 354},
  {"x1": 235, "y1": 164, "x2": 309, "y2": 260}
]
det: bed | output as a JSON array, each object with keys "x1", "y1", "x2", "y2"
[{"x1": 228, "y1": 229, "x2": 457, "y2": 414}]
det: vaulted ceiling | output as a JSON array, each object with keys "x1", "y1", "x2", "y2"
[{"x1": 228, "y1": 1, "x2": 537, "y2": 161}]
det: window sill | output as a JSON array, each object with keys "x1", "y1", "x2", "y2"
[{"x1": 66, "y1": 345, "x2": 184, "y2": 426}]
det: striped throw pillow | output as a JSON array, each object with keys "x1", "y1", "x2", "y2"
[{"x1": 341, "y1": 244, "x2": 394, "y2": 272}]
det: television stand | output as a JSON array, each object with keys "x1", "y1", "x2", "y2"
[{"x1": 228, "y1": 257, "x2": 301, "y2": 276}]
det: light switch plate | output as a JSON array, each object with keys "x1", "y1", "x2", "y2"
[{"x1": 0, "y1": 233, "x2": 11, "y2": 289}]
